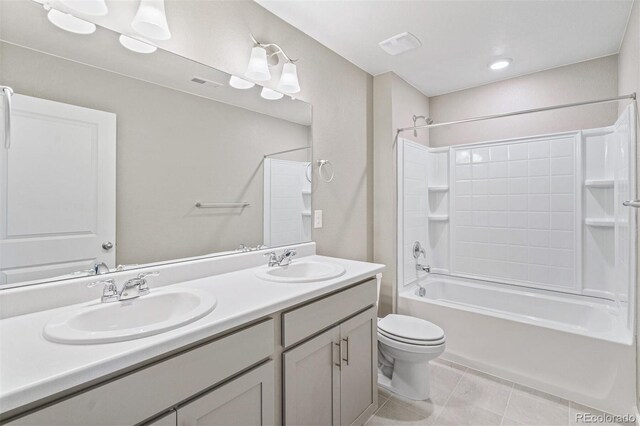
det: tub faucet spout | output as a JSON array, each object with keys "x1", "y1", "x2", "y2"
[{"x1": 416, "y1": 264, "x2": 431, "y2": 273}]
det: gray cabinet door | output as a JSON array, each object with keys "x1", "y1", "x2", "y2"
[
  {"x1": 147, "y1": 410, "x2": 177, "y2": 426},
  {"x1": 177, "y1": 361, "x2": 275, "y2": 426},
  {"x1": 339, "y1": 307, "x2": 378, "y2": 426},
  {"x1": 283, "y1": 326, "x2": 341, "y2": 426}
]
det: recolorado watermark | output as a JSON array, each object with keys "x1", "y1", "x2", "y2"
[{"x1": 575, "y1": 412, "x2": 636, "y2": 424}]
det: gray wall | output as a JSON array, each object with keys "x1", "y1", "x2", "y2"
[
  {"x1": 93, "y1": 0, "x2": 375, "y2": 262},
  {"x1": 429, "y1": 55, "x2": 619, "y2": 147},
  {"x1": 617, "y1": 0, "x2": 640, "y2": 410},
  {"x1": 373, "y1": 72, "x2": 429, "y2": 314},
  {"x1": 2, "y1": 42, "x2": 310, "y2": 265}
]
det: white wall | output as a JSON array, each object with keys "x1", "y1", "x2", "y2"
[
  {"x1": 429, "y1": 56, "x2": 619, "y2": 147},
  {"x1": 373, "y1": 72, "x2": 429, "y2": 314}
]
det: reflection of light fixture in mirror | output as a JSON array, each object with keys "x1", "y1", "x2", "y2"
[
  {"x1": 229, "y1": 76, "x2": 255, "y2": 89},
  {"x1": 260, "y1": 87, "x2": 284, "y2": 100},
  {"x1": 277, "y1": 62, "x2": 300, "y2": 94},
  {"x1": 131, "y1": 0, "x2": 171, "y2": 41},
  {"x1": 46, "y1": 7, "x2": 96, "y2": 34},
  {"x1": 119, "y1": 35, "x2": 157, "y2": 54},
  {"x1": 59, "y1": 0, "x2": 108, "y2": 16},
  {"x1": 245, "y1": 47, "x2": 271, "y2": 81}
]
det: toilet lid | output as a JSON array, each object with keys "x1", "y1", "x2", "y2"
[
  {"x1": 377, "y1": 314, "x2": 444, "y2": 342},
  {"x1": 378, "y1": 328, "x2": 446, "y2": 346}
]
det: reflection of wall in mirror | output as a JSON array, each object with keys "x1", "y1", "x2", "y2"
[
  {"x1": 263, "y1": 159, "x2": 312, "y2": 247},
  {"x1": 1, "y1": 42, "x2": 311, "y2": 268}
]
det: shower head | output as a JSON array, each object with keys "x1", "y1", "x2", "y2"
[{"x1": 412, "y1": 115, "x2": 433, "y2": 137}]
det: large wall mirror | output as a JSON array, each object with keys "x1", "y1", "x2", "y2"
[{"x1": 0, "y1": 1, "x2": 313, "y2": 288}]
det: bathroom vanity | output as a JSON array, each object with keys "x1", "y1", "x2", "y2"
[{"x1": 0, "y1": 244, "x2": 384, "y2": 425}]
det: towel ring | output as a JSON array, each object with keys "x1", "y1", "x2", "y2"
[{"x1": 317, "y1": 160, "x2": 334, "y2": 183}]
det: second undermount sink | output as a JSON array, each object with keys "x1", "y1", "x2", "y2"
[
  {"x1": 44, "y1": 288, "x2": 217, "y2": 345},
  {"x1": 256, "y1": 260, "x2": 346, "y2": 283}
]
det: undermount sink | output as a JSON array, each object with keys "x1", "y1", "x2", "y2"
[
  {"x1": 255, "y1": 260, "x2": 346, "y2": 283},
  {"x1": 44, "y1": 288, "x2": 217, "y2": 344}
]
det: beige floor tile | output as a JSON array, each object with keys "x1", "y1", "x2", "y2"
[
  {"x1": 504, "y1": 386, "x2": 569, "y2": 426},
  {"x1": 449, "y1": 368, "x2": 513, "y2": 417},
  {"x1": 434, "y1": 394, "x2": 503, "y2": 426},
  {"x1": 366, "y1": 397, "x2": 441, "y2": 426},
  {"x1": 501, "y1": 417, "x2": 526, "y2": 426},
  {"x1": 429, "y1": 361, "x2": 466, "y2": 406}
]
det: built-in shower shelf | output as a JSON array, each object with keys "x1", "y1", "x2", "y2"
[
  {"x1": 428, "y1": 215, "x2": 449, "y2": 222},
  {"x1": 302, "y1": 211, "x2": 312, "y2": 216},
  {"x1": 428, "y1": 185, "x2": 449, "y2": 192},
  {"x1": 585, "y1": 218, "x2": 614, "y2": 227},
  {"x1": 584, "y1": 179, "x2": 614, "y2": 188},
  {"x1": 302, "y1": 190, "x2": 311, "y2": 195}
]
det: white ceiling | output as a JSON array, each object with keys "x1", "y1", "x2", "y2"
[{"x1": 256, "y1": 0, "x2": 634, "y2": 96}]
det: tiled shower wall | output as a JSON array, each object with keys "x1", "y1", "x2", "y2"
[{"x1": 452, "y1": 135, "x2": 579, "y2": 292}]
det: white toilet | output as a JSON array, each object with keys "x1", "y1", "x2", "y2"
[{"x1": 375, "y1": 275, "x2": 446, "y2": 401}]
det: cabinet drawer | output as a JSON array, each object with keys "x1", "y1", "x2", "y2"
[
  {"x1": 8, "y1": 319, "x2": 275, "y2": 426},
  {"x1": 282, "y1": 279, "x2": 376, "y2": 348}
]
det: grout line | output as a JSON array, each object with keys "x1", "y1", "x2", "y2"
[{"x1": 431, "y1": 364, "x2": 466, "y2": 425}]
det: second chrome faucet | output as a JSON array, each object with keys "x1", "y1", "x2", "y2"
[
  {"x1": 89, "y1": 271, "x2": 160, "y2": 303},
  {"x1": 264, "y1": 248, "x2": 297, "y2": 267}
]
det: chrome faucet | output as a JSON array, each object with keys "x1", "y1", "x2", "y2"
[
  {"x1": 87, "y1": 271, "x2": 159, "y2": 303},
  {"x1": 264, "y1": 248, "x2": 297, "y2": 267},
  {"x1": 413, "y1": 241, "x2": 431, "y2": 273}
]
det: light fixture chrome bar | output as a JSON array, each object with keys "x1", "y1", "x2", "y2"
[
  {"x1": 264, "y1": 146, "x2": 310, "y2": 158},
  {"x1": 397, "y1": 93, "x2": 637, "y2": 135},
  {"x1": 195, "y1": 202, "x2": 250, "y2": 208},
  {"x1": 250, "y1": 34, "x2": 297, "y2": 63},
  {"x1": 623, "y1": 200, "x2": 640, "y2": 208}
]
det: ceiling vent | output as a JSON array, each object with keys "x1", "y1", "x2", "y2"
[
  {"x1": 190, "y1": 76, "x2": 223, "y2": 88},
  {"x1": 378, "y1": 32, "x2": 421, "y2": 56}
]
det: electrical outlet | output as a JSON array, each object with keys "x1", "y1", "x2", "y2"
[{"x1": 314, "y1": 210, "x2": 323, "y2": 228}]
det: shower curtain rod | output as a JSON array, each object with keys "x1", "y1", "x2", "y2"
[{"x1": 397, "y1": 93, "x2": 636, "y2": 135}]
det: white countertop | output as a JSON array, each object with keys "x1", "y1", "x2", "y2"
[{"x1": 0, "y1": 255, "x2": 384, "y2": 415}]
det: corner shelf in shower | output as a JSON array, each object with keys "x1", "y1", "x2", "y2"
[
  {"x1": 301, "y1": 211, "x2": 312, "y2": 216},
  {"x1": 428, "y1": 215, "x2": 449, "y2": 222},
  {"x1": 584, "y1": 179, "x2": 614, "y2": 188},
  {"x1": 584, "y1": 218, "x2": 615, "y2": 228},
  {"x1": 302, "y1": 190, "x2": 311, "y2": 195},
  {"x1": 427, "y1": 185, "x2": 449, "y2": 192}
]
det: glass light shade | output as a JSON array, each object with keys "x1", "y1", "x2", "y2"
[
  {"x1": 276, "y1": 62, "x2": 300, "y2": 94},
  {"x1": 47, "y1": 9, "x2": 96, "y2": 34},
  {"x1": 245, "y1": 46, "x2": 271, "y2": 81},
  {"x1": 132, "y1": 0, "x2": 171, "y2": 41},
  {"x1": 119, "y1": 35, "x2": 157, "y2": 54},
  {"x1": 59, "y1": 0, "x2": 108, "y2": 16},
  {"x1": 260, "y1": 87, "x2": 284, "y2": 100},
  {"x1": 229, "y1": 76, "x2": 255, "y2": 90},
  {"x1": 489, "y1": 58, "x2": 512, "y2": 70}
]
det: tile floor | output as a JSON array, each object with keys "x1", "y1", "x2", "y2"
[{"x1": 366, "y1": 359, "x2": 632, "y2": 426}]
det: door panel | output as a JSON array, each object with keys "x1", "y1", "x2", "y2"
[
  {"x1": 0, "y1": 94, "x2": 116, "y2": 285},
  {"x1": 283, "y1": 326, "x2": 341, "y2": 426},
  {"x1": 340, "y1": 307, "x2": 377, "y2": 426},
  {"x1": 178, "y1": 361, "x2": 274, "y2": 426}
]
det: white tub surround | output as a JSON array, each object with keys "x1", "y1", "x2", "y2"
[
  {"x1": 398, "y1": 276, "x2": 635, "y2": 417},
  {"x1": 0, "y1": 242, "x2": 384, "y2": 418}
]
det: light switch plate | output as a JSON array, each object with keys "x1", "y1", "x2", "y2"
[{"x1": 314, "y1": 210, "x2": 323, "y2": 228}]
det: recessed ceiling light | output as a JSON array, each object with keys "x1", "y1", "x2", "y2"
[
  {"x1": 489, "y1": 58, "x2": 512, "y2": 70},
  {"x1": 378, "y1": 32, "x2": 421, "y2": 56},
  {"x1": 229, "y1": 76, "x2": 255, "y2": 90},
  {"x1": 47, "y1": 8, "x2": 96, "y2": 34},
  {"x1": 119, "y1": 35, "x2": 157, "y2": 54}
]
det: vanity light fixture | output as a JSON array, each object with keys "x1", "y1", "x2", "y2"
[
  {"x1": 489, "y1": 58, "x2": 512, "y2": 70},
  {"x1": 245, "y1": 34, "x2": 300, "y2": 93},
  {"x1": 260, "y1": 87, "x2": 284, "y2": 100},
  {"x1": 59, "y1": 0, "x2": 108, "y2": 16},
  {"x1": 46, "y1": 7, "x2": 96, "y2": 34},
  {"x1": 131, "y1": 0, "x2": 171, "y2": 41},
  {"x1": 119, "y1": 35, "x2": 157, "y2": 54},
  {"x1": 229, "y1": 76, "x2": 255, "y2": 89}
]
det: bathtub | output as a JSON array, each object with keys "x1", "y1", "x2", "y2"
[{"x1": 397, "y1": 275, "x2": 636, "y2": 416}]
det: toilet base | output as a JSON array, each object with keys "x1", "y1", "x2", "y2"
[{"x1": 377, "y1": 360, "x2": 432, "y2": 401}]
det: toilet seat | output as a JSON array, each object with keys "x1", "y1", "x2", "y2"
[
  {"x1": 378, "y1": 328, "x2": 446, "y2": 346},
  {"x1": 378, "y1": 314, "x2": 445, "y2": 344},
  {"x1": 377, "y1": 330, "x2": 445, "y2": 354}
]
